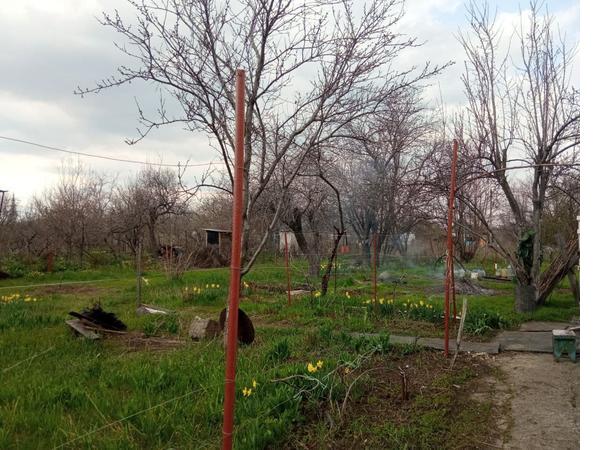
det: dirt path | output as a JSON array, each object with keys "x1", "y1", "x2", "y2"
[{"x1": 494, "y1": 353, "x2": 579, "y2": 449}]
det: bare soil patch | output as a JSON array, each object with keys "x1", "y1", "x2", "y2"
[{"x1": 283, "y1": 350, "x2": 504, "y2": 449}]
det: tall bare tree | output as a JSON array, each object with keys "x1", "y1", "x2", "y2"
[
  {"x1": 457, "y1": 0, "x2": 579, "y2": 311},
  {"x1": 77, "y1": 0, "x2": 447, "y2": 275},
  {"x1": 344, "y1": 90, "x2": 430, "y2": 265}
]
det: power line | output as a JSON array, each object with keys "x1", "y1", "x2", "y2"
[{"x1": 0, "y1": 135, "x2": 225, "y2": 168}]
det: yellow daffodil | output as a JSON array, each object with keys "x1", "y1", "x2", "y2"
[
  {"x1": 252, "y1": 379, "x2": 258, "y2": 388},
  {"x1": 316, "y1": 360, "x2": 323, "y2": 369},
  {"x1": 379, "y1": 298, "x2": 384, "y2": 304},
  {"x1": 307, "y1": 363, "x2": 317, "y2": 373},
  {"x1": 314, "y1": 291, "x2": 321, "y2": 298},
  {"x1": 419, "y1": 300, "x2": 424, "y2": 306},
  {"x1": 242, "y1": 387, "x2": 252, "y2": 397}
]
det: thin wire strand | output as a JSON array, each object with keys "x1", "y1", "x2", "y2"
[
  {"x1": 1, "y1": 346, "x2": 56, "y2": 373},
  {"x1": 0, "y1": 135, "x2": 225, "y2": 168},
  {"x1": 52, "y1": 386, "x2": 207, "y2": 449}
]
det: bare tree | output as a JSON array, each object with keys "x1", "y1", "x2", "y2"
[
  {"x1": 32, "y1": 161, "x2": 111, "y2": 267},
  {"x1": 457, "y1": 0, "x2": 579, "y2": 311},
  {"x1": 110, "y1": 165, "x2": 194, "y2": 254},
  {"x1": 77, "y1": 0, "x2": 448, "y2": 276},
  {"x1": 343, "y1": 90, "x2": 431, "y2": 265}
]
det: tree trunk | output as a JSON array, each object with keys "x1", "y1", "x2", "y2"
[
  {"x1": 515, "y1": 283, "x2": 537, "y2": 313},
  {"x1": 321, "y1": 232, "x2": 344, "y2": 295},
  {"x1": 567, "y1": 269, "x2": 580, "y2": 304},
  {"x1": 284, "y1": 208, "x2": 320, "y2": 278},
  {"x1": 361, "y1": 238, "x2": 371, "y2": 267},
  {"x1": 147, "y1": 218, "x2": 159, "y2": 256},
  {"x1": 536, "y1": 237, "x2": 579, "y2": 306}
]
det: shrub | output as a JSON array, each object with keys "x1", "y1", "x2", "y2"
[{"x1": 464, "y1": 310, "x2": 512, "y2": 335}]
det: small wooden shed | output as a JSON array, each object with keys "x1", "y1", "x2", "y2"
[{"x1": 201, "y1": 228, "x2": 232, "y2": 256}]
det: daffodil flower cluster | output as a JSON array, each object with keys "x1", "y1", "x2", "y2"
[
  {"x1": 242, "y1": 379, "x2": 258, "y2": 397},
  {"x1": 363, "y1": 298, "x2": 395, "y2": 305},
  {"x1": 1, "y1": 293, "x2": 39, "y2": 304},
  {"x1": 401, "y1": 299, "x2": 434, "y2": 310},
  {"x1": 183, "y1": 283, "x2": 221, "y2": 294},
  {"x1": 307, "y1": 360, "x2": 324, "y2": 373},
  {"x1": 319, "y1": 262, "x2": 341, "y2": 270}
]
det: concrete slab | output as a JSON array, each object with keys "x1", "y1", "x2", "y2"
[
  {"x1": 349, "y1": 332, "x2": 417, "y2": 346},
  {"x1": 389, "y1": 335, "x2": 418, "y2": 345},
  {"x1": 497, "y1": 331, "x2": 554, "y2": 353},
  {"x1": 519, "y1": 321, "x2": 571, "y2": 332},
  {"x1": 417, "y1": 337, "x2": 500, "y2": 354}
]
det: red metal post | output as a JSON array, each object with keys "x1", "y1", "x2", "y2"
[
  {"x1": 284, "y1": 232, "x2": 292, "y2": 306},
  {"x1": 222, "y1": 69, "x2": 246, "y2": 450},
  {"x1": 444, "y1": 139, "x2": 459, "y2": 357},
  {"x1": 372, "y1": 232, "x2": 379, "y2": 314}
]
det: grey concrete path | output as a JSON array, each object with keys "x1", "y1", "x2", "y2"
[
  {"x1": 352, "y1": 332, "x2": 500, "y2": 353},
  {"x1": 353, "y1": 321, "x2": 580, "y2": 355}
]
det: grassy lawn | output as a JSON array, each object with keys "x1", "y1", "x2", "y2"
[{"x1": 0, "y1": 259, "x2": 578, "y2": 449}]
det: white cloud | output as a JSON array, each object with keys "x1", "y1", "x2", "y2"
[{"x1": 0, "y1": 0, "x2": 580, "y2": 204}]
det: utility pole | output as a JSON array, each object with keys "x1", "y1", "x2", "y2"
[{"x1": 0, "y1": 190, "x2": 7, "y2": 216}]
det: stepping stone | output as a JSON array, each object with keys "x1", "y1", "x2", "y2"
[{"x1": 497, "y1": 331, "x2": 554, "y2": 353}]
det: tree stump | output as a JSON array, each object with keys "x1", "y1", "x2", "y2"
[{"x1": 189, "y1": 317, "x2": 221, "y2": 340}]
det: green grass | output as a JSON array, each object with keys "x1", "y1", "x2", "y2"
[{"x1": 0, "y1": 259, "x2": 578, "y2": 449}]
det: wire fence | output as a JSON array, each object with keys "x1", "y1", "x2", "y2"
[{"x1": 0, "y1": 227, "x2": 511, "y2": 449}]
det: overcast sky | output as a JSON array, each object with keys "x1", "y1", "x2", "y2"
[{"x1": 0, "y1": 0, "x2": 579, "y2": 205}]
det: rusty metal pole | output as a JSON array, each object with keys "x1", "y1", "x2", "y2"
[
  {"x1": 284, "y1": 231, "x2": 292, "y2": 306},
  {"x1": 372, "y1": 232, "x2": 379, "y2": 314},
  {"x1": 444, "y1": 139, "x2": 459, "y2": 358},
  {"x1": 222, "y1": 69, "x2": 245, "y2": 450}
]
